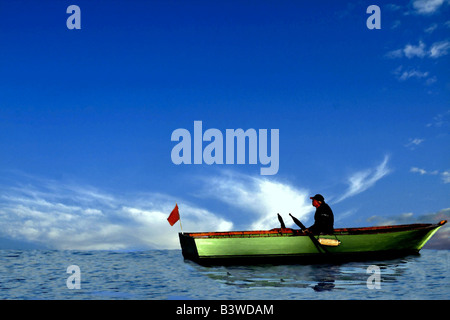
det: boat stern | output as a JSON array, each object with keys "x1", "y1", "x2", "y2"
[{"x1": 179, "y1": 232, "x2": 199, "y2": 260}]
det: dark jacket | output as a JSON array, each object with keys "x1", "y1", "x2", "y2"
[{"x1": 309, "y1": 202, "x2": 334, "y2": 234}]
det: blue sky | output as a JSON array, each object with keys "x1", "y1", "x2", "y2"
[{"x1": 0, "y1": 0, "x2": 449, "y2": 250}]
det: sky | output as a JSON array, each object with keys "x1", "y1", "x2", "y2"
[{"x1": 0, "y1": 0, "x2": 449, "y2": 250}]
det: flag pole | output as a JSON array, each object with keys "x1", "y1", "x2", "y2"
[{"x1": 177, "y1": 203, "x2": 183, "y2": 234}]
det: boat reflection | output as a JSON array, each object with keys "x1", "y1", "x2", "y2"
[
  {"x1": 187, "y1": 263, "x2": 341, "y2": 291},
  {"x1": 185, "y1": 256, "x2": 417, "y2": 293}
]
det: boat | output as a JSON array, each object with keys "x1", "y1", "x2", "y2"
[{"x1": 179, "y1": 220, "x2": 447, "y2": 265}]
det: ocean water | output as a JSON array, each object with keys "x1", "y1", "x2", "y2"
[{"x1": 0, "y1": 249, "x2": 448, "y2": 300}]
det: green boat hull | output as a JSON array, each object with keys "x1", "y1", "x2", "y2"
[{"x1": 179, "y1": 221, "x2": 446, "y2": 264}]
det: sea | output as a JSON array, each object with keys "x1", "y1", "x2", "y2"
[{"x1": 0, "y1": 249, "x2": 448, "y2": 300}]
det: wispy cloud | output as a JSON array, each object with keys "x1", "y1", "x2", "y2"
[
  {"x1": 410, "y1": 167, "x2": 450, "y2": 183},
  {"x1": 410, "y1": 167, "x2": 438, "y2": 175},
  {"x1": 385, "y1": 1, "x2": 447, "y2": 16},
  {"x1": 386, "y1": 41, "x2": 426, "y2": 59},
  {"x1": 426, "y1": 109, "x2": 450, "y2": 127},
  {"x1": 383, "y1": 1, "x2": 449, "y2": 85},
  {"x1": 441, "y1": 171, "x2": 450, "y2": 183},
  {"x1": 0, "y1": 176, "x2": 232, "y2": 250},
  {"x1": 404, "y1": 41, "x2": 427, "y2": 58},
  {"x1": 199, "y1": 156, "x2": 394, "y2": 229},
  {"x1": 199, "y1": 171, "x2": 312, "y2": 230},
  {"x1": 411, "y1": 0, "x2": 445, "y2": 15},
  {"x1": 335, "y1": 156, "x2": 391, "y2": 203},
  {"x1": 395, "y1": 67, "x2": 429, "y2": 81},
  {"x1": 405, "y1": 138, "x2": 425, "y2": 150},
  {"x1": 424, "y1": 23, "x2": 438, "y2": 33},
  {"x1": 387, "y1": 40, "x2": 450, "y2": 60},
  {"x1": 0, "y1": 159, "x2": 396, "y2": 250},
  {"x1": 429, "y1": 40, "x2": 450, "y2": 58},
  {"x1": 392, "y1": 65, "x2": 437, "y2": 84}
]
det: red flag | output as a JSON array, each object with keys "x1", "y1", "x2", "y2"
[{"x1": 167, "y1": 204, "x2": 180, "y2": 226}]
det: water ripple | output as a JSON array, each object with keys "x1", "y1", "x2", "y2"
[{"x1": 0, "y1": 249, "x2": 448, "y2": 299}]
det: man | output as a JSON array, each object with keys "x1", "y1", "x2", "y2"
[{"x1": 306, "y1": 194, "x2": 334, "y2": 234}]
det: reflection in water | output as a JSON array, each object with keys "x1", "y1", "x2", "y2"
[
  {"x1": 312, "y1": 265, "x2": 337, "y2": 292},
  {"x1": 190, "y1": 256, "x2": 416, "y2": 293}
]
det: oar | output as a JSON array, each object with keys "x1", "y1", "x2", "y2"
[
  {"x1": 277, "y1": 213, "x2": 286, "y2": 229},
  {"x1": 289, "y1": 213, "x2": 328, "y2": 254},
  {"x1": 288, "y1": 213, "x2": 306, "y2": 230}
]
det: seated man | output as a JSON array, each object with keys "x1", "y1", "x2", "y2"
[{"x1": 306, "y1": 194, "x2": 334, "y2": 234}]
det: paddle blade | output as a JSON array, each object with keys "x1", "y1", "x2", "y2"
[
  {"x1": 277, "y1": 213, "x2": 286, "y2": 229},
  {"x1": 289, "y1": 213, "x2": 306, "y2": 230}
]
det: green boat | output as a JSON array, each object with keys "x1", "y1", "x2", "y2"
[{"x1": 179, "y1": 220, "x2": 447, "y2": 265}]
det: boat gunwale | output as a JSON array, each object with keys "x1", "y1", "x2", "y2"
[{"x1": 181, "y1": 221, "x2": 446, "y2": 239}]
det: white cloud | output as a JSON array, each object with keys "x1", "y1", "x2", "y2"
[
  {"x1": 386, "y1": 42, "x2": 426, "y2": 59},
  {"x1": 409, "y1": 138, "x2": 425, "y2": 145},
  {"x1": 335, "y1": 155, "x2": 391, "y2": 203},
  {"x1": 410, "y1": 167, "x2": 428, "y2": 175},
  {"x1": 198, "y1": 156, "x2": 394, "y2": 229},
  {"x1": 387, "y1": 41, "x2": 450, "y2": 60},
  {"x1": 405, "y1": 138, "x2": 425, "y2": 149},
  {"x1": 424, "y1": 23, "x2": 438, "y2": 33},
  {"x1": 429, "y1": 40, "x2": 450, "y2": 58},
  {"x1": 199, "y1": 171, "x2": 313, "y2": 230},
  {"x1": 411, "y1": 0, "x2": 445, "y2": 15},
  {"x1": 0, "y1": 178, "x2": 232, "y2": 250},
  {"x1": 441, "y1": 171, "x2": 450, "y2": 183},
  {"x1": 410, "y1": 167, "x2": 449, "y2": 183},
  {"x1": 404, "y1": 41, "x2": 427, "y2": 58},
  {"x1": 393, "y1": 66, "x2": 431, "y2": 82},
  {"x1": 0, "y1": 157, "x2": 401, "y2": 250},
  {"x1": 426, "y1": 109, "x2": 450, "y2": 127},
  {"x1": 400, "y1": 69, "x2": 429, "y2": 80}
]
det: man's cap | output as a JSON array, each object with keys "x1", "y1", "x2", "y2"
[{"x1": 310, "y1": 194, "x2": 325, "y2": 202}]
